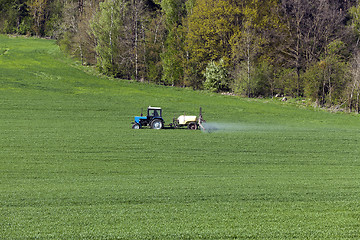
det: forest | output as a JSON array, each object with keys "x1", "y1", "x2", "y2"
[{"x1": 2, "y1": 0, "x2": 360, "y2": 111}]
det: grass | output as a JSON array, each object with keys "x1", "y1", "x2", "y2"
[{"x1": 1, "y1": 35, "x2": 360, "y2": 239}]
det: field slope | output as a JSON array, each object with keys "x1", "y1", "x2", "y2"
[{"x1": 1, "y1": 35, "x2": 360, "y2": 239}]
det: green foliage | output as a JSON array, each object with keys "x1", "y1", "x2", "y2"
[
  {"x1": 350, "y1": 3, "x2": 360, "y2": 38},
  {"x1": 232, "y1": 61, "x2": 275, "y2": 97},
  {"x1": 303, "y1": 64, "x2": 322, "y2": 101},
  {"x1": 160, "y1": 0, "x2": 185, "y2": 26},
  {"x1": 252, "y1": 61, "x2": 273, "y2": 97},
  {"x1": 2, "y1": 35, "x2": 360, "y2": 239},
  {"x1": 161, "y1": 40, "x2": 184, "y2": 86},
  {"x1": 0, "y1": 0, "x2": 32, "y2": 35},
  {"x1": 17, "y1": 16, "x2": 32, "y2": 35},
  {"x1": 91, "y1": 0, "x2": 125, "y2": 76},
  {"x1": 144, "y1": 15, "x2": 164, "y2": 83},
  {"x1": 57, "y1": 31, "x2": 73, "y2": 54},
  {"x1": 43, "y1": 0, "x2": 63, "y2": 37},
  {"x1": 230, "y1": 0, "x2": 279, "y2": 97},
  {"x1": 27, "y1": 0, "x2": 49, "y2": 36},
  {"x1": 160, "y1": 0, "x2": 187, "y2": 86},
  {"x1": 186, "y1": 0, "x2": 239, "y2": 83},
  {"x1": 304, "y1": 40, "x2": 348, "y2": 106},
  {"x1": 0, "y1": 0, "x2": 358, "y2": 109},
  {"x1": 91, "y1": 0, "x2": 155, "y2": 80},
  {"x1": 275, "y1": 68, "x2": 300, "y2": 97},
  {"x1": 232, "y1": 62, "x2": 251, "y2": 96},
  {"x1": 203, "y1": 58, "x2": 228, "y2": 92},
  {"x1": 346, "y1": 51, "x2": 360, "y2": 112}
]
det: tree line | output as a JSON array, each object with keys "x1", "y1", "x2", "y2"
[{"x1": 2, "y1": 0, "x2": 360, "y2": 111}]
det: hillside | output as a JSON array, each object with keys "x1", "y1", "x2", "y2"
[
  {"x1": 1, "y1": 35, "x2": 360, "y2": 239},
  {"x1": 2, "y1": 0, "x2": 359, "y2": 107}
]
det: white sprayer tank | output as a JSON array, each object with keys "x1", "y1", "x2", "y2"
[{"x1": 177, "y1": 115, "x2": 197, "y2": 125}]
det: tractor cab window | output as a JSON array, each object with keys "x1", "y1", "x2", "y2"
[{"x1": 148, "y1": 109, "x2": 161, "y2": 117}]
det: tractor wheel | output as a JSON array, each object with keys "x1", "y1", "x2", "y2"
[
  {"x1": 132, "y1": 123, "x2": 140, "y2": 129},
  {"x1": 188, "y1": 122, "x2": 197, "y2": 130},
  {"x1": 151, "y1": 119, "x2": 163, "y2": 129}
]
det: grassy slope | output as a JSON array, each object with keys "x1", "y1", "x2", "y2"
[{"x1": 1, "y1": 35, "x2": 360, "y2": 239}]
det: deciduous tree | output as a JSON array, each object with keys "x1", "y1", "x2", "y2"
[
  {"x1": 277, "y1": 0, "x2": 348, "y2": 97},
  {"x1": 0, "y1": 0, "x2": 31, "y2": 34},
  {"x1": 304, "y1": 40, "x2": 348, "y2": 106},
  {"x1": 27, "y1": 0, "x2": 49, "y2": 36},
  {"x1": 91, "y1": 0, "x2": 126, "y2": 75},
  {"x1": 160, "y1": 0, "x2": 187, "y2": 86},
  {"x1": 185, "y1": 0, "x2": 239, "y2": 88},
  {"x1": 230, "y1": 0, "x2": 279, "y2": 97},
  {"x1": 347, "y1": 51, "x2": 360, "y2": 112},
  {"x1": 92, "y1": 0, "x2": 154, "y2": 80}
]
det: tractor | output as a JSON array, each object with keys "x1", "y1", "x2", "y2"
[
  {"x1": 132, "y1": 106, "x2": 205, "y2": 130},
  {"x1": 132, "y1": 106, "x2": 164, "y2": 129}
]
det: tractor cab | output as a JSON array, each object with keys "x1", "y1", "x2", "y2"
[
  {"x1": 132, "y1": 106, "x2": 164, "y2": 129},
  {"x1": 147, "y1": 107, "x2": 162, "y2": 119}
]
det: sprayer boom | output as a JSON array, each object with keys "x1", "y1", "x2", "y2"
[{"x1": 198, "y1": 107, "x2": 206, "y2": 131}]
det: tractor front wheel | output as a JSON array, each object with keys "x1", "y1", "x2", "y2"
[
  {"x1": 188, "y1": 122, "x2": 197, "y2": 130},
  {"x1": 132, "y1": 123, "x2": 140, "y2": 129},
  {"x1": 151, "y1": 119, "x2": 163, "y2": 129}
]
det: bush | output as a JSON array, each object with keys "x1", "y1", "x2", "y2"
[{"x1": 203, "y1": 59, "x2": 229, "y2": 92}]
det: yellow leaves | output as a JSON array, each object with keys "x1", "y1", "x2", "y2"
[
  {"x1": 242, "y1": 0, "x2": 279, "y2": 29},
  {"x1": 27, "y1": 0, "x2": 48, "y2": 9},
  {"x1": 186, "y1": 0, "x2": 280, "y2": 82},
  {"x1": 186, "y1": 0, "x2": 238, "y2": 65},
  {"x1": 318, "y1": 60, "x2": 327, "y2": 70}
]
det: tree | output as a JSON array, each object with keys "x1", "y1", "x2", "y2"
[
  {"x1": 231, "y1": 2, "x2": 263, "y2": 96},
  {"x1": 91, "y1": 0, "x2": 153, "y2": 80},
  {"x1": 230, "y1": 0, "x2": 279, "y2": 97},
  {"x1": 252, "y1": 61, "x2": 274, "y2": 97},
  {"x1": 91, "y1": 0, "x2": 126, "y2": 76},
  {"x1": 346, "y1": 51, "x2": 360, "y2": 112},
  {"x1": 203, "y1": 58, "x2": 228, "y2": 92},
  {"x1": 0, "y1": 0, "x2": 31, "y2": 34},
  {"x1": 160, "y1": 0, "x2": 187, "y2": 86},
  {"x1": 231, "y1": 21, "x2": 260, "y2": 97},
  {"x1": 58, "y1": 0, "x2": 99, "y2": 65},
  {"x1": 347, "y1": 2, "x2": 360, "y2": 112},
  {"x1": 277, "y1": 0, "x2": 348, "y2": 97},
  {"x1": 27, "y1": 0, "x2": 49, "y2": 36},
  {"x1": 144, "y1": 12, "x2": 165, "y2": 83},
  {"x1": 43, "y1": 0, "x2": 63, "y2": 37},
  {"x1": 185, "y1": 0, "x2": 239, "y2": 88},
  {"x1": 350, "y1": 3, "x2": 360, "y2": 47},
  {"x1": 161, "y1": 27, "x2": 185, "y2": 86},
  {"x1": 74, "y1": 1, "x2": 98, "y2": 65},
  {"x1": 304, "y1": 40, "x2": 348, "y2": 106}
]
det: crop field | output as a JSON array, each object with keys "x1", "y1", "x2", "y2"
[{"x1": 1, "y1": 35, "x2": 360, "y2": 239}]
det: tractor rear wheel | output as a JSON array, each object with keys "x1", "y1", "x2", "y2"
[
  {"x1": 132, "y1": 123, "x2": 140, "y2": 129},
  {"x1": 151, "y1": 119, "x2": 163, "y2": 129},
  {"x1": 188, "y1": 122, "x2": 197, "y2": 130}
]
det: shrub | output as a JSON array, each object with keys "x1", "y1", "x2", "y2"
[{"x1": 203, "y1": 59, "x2": 229, "y2": 92}]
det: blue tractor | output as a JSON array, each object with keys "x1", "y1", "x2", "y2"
[{"x1": 132, "y1": 106, "x2": 164, "y2": 129}]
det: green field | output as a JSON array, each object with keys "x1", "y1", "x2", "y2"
[{"x1": 1, "y1": 35, "x2": 360, "y2": 239}]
